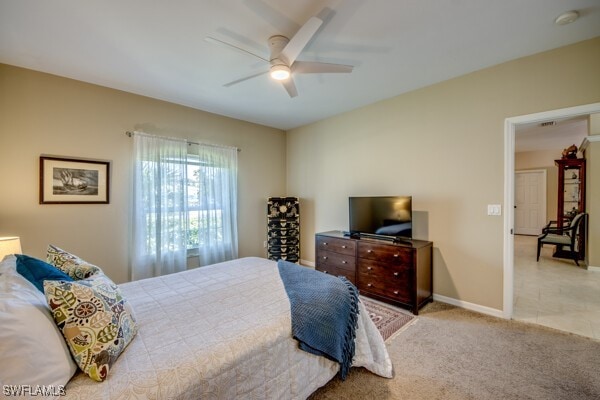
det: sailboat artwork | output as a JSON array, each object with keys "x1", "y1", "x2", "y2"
[
  {"x1": 40, "y1": 156, "x2": 109, "y2": 204},
  {"x1": 52, "y1": 167, "x2": 98, "y2": 195}
]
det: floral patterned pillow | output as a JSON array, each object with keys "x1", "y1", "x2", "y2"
[
  {"x1": 46, "y1": 245, "x2": 102, "y2": 279},
  {"x1": 43, "y1": 274, "x2": 137, "y2": 382}
]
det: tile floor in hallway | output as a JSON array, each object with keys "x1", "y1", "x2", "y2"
[{"x1": 513, "y1": 234, "x2": 600, "y2": 340}]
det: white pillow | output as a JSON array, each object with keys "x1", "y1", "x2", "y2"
[{"x1": 0, "y1": 255, "x2": 77, "y2": 387}]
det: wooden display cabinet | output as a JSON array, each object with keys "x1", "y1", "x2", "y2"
[
  {"x1": 555, "y1": 158, "x2": 585, "y2": 228},
  {"x1": 554, "y1": 158, "x2": 586, "y2": 260}
]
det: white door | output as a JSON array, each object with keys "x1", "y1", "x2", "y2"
[{"x1": 514, "y1": 170, "x2": 547, "y2": 235}]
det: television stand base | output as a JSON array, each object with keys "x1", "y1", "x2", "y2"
[
  {"x1": 359, "y1": 232, "x2": 412, "y2": 245},
  {"x1": 343, "y1": 230, "x2": 361, "y2": 239}
]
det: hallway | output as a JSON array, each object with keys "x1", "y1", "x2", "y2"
[{"x1": 513, "y1": 234, "x2": 600, "y2": 340}]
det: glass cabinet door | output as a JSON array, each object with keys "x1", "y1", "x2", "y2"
[{"x1": 555, "y1": 158, "x2": 585, "y2": 229}]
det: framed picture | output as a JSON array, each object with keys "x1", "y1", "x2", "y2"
[{"x1": 40, "y1": 156, "x2": 110, "y2": 204}]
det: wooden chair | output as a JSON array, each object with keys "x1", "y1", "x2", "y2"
[{"x1": 537, "y1": 212, "x2": 587, "y2": 266}]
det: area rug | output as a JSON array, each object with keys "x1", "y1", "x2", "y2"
[{"x1": 361, "y1": 296, "x2": 415, "y2": 341}]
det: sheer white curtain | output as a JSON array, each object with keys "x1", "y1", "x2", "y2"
[
  {"x1": 188, "y1": 144, "x2": 238, "y2": 266},
  {"x1": 132, "y1": 132, "x2": 188, "y2": 280}
]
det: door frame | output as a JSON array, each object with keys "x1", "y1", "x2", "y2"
[
  {"x1": 514, "y1": 169, "x2": 547, "y2": 235},
  {"x1": 503, "y1": 102, "x2": 600, "y2": 319}
]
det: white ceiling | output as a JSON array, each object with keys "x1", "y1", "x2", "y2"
[
  {"x1": 515, "y1": 116, "x2": 589, "y2": 153},
  {"x1": 1, "y1": 0, "x2": 599, "y2": 131}
]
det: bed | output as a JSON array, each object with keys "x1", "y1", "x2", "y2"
[{"x1": 1, "y1": 256, "x2": 392, "y2": 399}]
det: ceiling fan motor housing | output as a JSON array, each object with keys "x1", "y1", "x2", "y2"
[{"x1": 268, "y1": 35, "x2": 290, "y2": 66}]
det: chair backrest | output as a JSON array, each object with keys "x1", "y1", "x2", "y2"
[
  {"x1": 570, "y1": 212, "x2": 586, "y2": 231},
  {"x1": 567, "y1": 213, "x2": 587, "y2": 246}
]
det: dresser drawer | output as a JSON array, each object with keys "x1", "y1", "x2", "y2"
[
  {"x1": 358, "y1": 242, "x2": 412, "y2": 265},
  {"x1": 316, "y1": 265, "x2": 356, "y2": 285},
  {"x1": 316, "y1": 236, "x2": 356, "y2": 256},
  {"x1": 358, "y1": 259, "x2": 409, "y2": 277},
  {"x1": 357, "y1": 259, "x2": 411, "y2": 302},
  {"x1": 316, "y1": 250, "x2": 356, "y2": 273},
  {"x1": 358, "y1": 276, "x2": 411, "y2": 302}
]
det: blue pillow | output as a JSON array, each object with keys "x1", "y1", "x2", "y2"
[{"x1": 16, "y1": 254, "x2": 73, "y2": 292}]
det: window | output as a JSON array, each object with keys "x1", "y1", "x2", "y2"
[
  {"x1": 186, "y1": 146, "x2": 238, "y2": 266},
  {"x1": 132, "y1": 132, "x2": 238, "y2": 279},
  {"x1": 186, "y1": 155, "x2": 226, "y2": 250}
]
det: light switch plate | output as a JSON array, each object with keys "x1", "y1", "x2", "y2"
[{"x1": 487, "y1": 204, "x2": 502, "y2": 216}]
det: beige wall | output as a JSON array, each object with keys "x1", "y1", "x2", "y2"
[
  {"x1": 584, "y1": 141, "x2": 599, "y2": 268},
  {"x1": 515, "y1": 149, "x2": 562, "y2": 169},
  {"x1": 287, "y1": 37, "x2": 600, "y2": 311},
  {"x1": 0, "y1": 64, "x2": 286, "y2": 283},
  {"x1": 586, "y1": 114, "x2": 600, "y2": 267},
  {"x1": 591, "y1": 114, "x2": 600, "y2": 134},
  {"x1": 515, "y1": 149, "x2": 562, "y2": 221}
]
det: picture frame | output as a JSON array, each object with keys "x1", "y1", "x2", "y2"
[{"x1": 39, "y1": 156, "x2": 110, "y2": 204}]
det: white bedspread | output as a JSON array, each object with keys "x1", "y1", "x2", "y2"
[{"x1": 63, "y1": 257, "x2": 392, "y2": 399}]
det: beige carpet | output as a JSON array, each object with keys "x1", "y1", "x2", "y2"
[{"x1": 310, "y1": 302, "x2": 600, "y2": 400}]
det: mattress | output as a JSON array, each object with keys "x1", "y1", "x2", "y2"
[{"x1": 62, "y1": 257, "x2": 392, "y2": 399}]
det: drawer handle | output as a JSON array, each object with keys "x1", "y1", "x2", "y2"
[
  {"x1": 322, "y1": 256, "x2": 328, "y2": 260},
  {"x1": 393, "y1": 253, "x2": 399, "y2": 258},
  {"x1": 394, "y1": 290, "x2": 399, "y2": 295},
  {"x1": 393, "y1": 272, "x2": 399, "y2": 276},
  {"x1": 323, "y1": 271, "x2": 328, "y2": 274},
  {"x1": 342, "y1": 245, "x2": 347, "y2": 248},
  {"x1": 367, "y1": 249, "x2": 373, "y2": 253},
  {"x1": 323, "y1": 242, "x2": 328, "y2": 246},
  {"x1": 342, "y1": 260, "x2": 347, "y2": 264},
  {"x1": 367, "y1": 283, "x2": 373, "y2": 287},
  {"x1": 367, "y1": 267, "x2": 372, "y2": 270}
]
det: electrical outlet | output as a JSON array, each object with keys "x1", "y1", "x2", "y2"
[{"x1": 487, "y1": 204, "x2": 502, "y2": 216}]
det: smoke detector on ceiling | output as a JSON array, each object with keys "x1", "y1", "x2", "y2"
[{"x1": 555, "y1": 10, "x2": 579, "y2": 25}]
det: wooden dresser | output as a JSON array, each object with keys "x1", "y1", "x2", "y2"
[
  {"x1": 315, "y1": 230, "x2": 433, "y2": 314},
  {"x1": 315, "y1": 233, "x2": 357, "y2": 285}
]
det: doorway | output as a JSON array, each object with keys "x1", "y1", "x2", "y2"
[
  {"x1": 503, "y1": 102, "x2": 600, "y2": 319},
  {"x1": 512, "y1": 234, "x2": 600, "y2": 339},
  {"x1": 514, "y1": 170, "x2": 546, "y2": 235}
]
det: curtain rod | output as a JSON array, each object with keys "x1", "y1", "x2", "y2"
[{"x1": 125, "y1": 131, "x2": 241, "y2": 152}]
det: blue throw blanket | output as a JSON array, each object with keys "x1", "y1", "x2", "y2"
[{"x1": 277, "y1": 260, "x2": 360, "y2": 380}]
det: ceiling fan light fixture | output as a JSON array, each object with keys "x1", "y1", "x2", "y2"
[{"x1": 270, "y1": 64, "x2": 291, "y2": 80}]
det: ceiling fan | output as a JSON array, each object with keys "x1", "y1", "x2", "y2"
[{"x1": 206, "y1": 9, "x2": 353, "y2": 98}]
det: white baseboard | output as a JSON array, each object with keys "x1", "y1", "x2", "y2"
[
  {"x1": 300, "y1": 259, "x2": 315, "y2": 268},
  {"x1": 433, "y1": 293, "x2": 505, "y2": 319},
  {"x1": 587, "y1": 265, "x2": 600, "y2": 272}
]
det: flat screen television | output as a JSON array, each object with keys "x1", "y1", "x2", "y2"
[{"x1": 349, "y1": 196, "x2": 412, "y2": 239}]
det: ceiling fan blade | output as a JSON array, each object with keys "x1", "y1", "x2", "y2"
[
  {"x1": 205, "y1": 36, "x2": 269, "y2": 63},
  {"x1": 293, "y1": 61, "x2": 353, "y2": 74},
  {"x1": 224, "y1": 70, "x2": 269, "y2": 87},
  {"x1": 243, "y1": 0, "x2": 300, "y2": 34},
  {"x1": 279, "y1": 16, "x2": 323, "y2": 65},
  {"x1": 281, "y1": 77, "x2": 298, "y2": 98}
]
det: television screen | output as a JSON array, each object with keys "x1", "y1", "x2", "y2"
[{"x1": 349, "y1": 196, "x2": 412, "y2": 239}]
